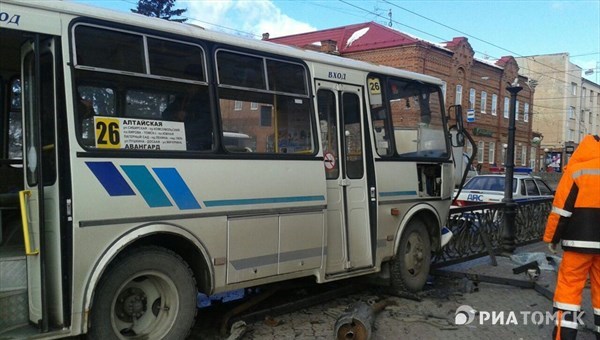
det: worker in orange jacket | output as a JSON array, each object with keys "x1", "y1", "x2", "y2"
[{"x1": 544, "y1": 134, "x2": 600, "y2": 340}]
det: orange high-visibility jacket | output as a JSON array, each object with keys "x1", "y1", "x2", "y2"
[{"x1": 543, "y1": 135, "x2": 600, "y2": 254}]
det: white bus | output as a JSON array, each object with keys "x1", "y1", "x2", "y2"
[{"x1": 0, "y1": 1, "x2": 465, "y2": 338}]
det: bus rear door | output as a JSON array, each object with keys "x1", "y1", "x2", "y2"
[{"x1": 316, "y1": 81, "x2": 373, "y2": 274}]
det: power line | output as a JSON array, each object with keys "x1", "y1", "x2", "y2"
[{"x1": 374, "y1": 0, "x2": 590, "y2": 87}]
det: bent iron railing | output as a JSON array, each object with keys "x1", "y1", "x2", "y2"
[{"x1": 432, "y1": 198, "x2": 552, "y2": 267}]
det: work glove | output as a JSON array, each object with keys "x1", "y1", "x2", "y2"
[{"x1": 548, "y1": 243, "x2": 558, "y2": 254}]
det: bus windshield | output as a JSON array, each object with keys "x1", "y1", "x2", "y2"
[{"x1": 370, "y1": 78, "x2": 448, "y2": 159}]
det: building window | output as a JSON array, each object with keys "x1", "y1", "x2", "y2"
[
  {"x1": 234, "y1": 101, "x2": 242, "y2": 111},
  {"x1": 503, "y1": 97, "x2": 509, "y2": 118},
  {"x1": 515, "y1": 100, "x2": 519, "y2": 121},
  {"x1": 491, "y1": 94, "x2": 497, "y2": 116},
  {"x1": 480, "y1": 91, "x2": 487, "y2": 113},
  {"x1": 250, "y1": 102, "x2": 258, "y2": 110},
  {"x1": 488, "y1": 141, "x2": 495, "y2": 164},
  {"x1": 571, "y1": 83, "x2": 577, "y2": 96},
  {"x1": 591, "y1": 90, "x2": 594, "y2": 103},
  {"x1": 501, "y1": 145, "x2": 506, "y2": 165},
  {"x1": 568, "y1": 106, "x2": 575, "y2": 119},
  {"x1": 530, "y1": 147, "x2": 536, "y2": 169},
  {"x1": 524, "y1": 103, "x2": 529, "y2": 122},
  {"x1": 568, "y1": 129, "x2": 575, "y2": 141},
  {"x1": 521, "y1": 145, "x2": 527, "y2": 166},
  {"x1": 469, "y1": 88, "x2": 476, "y2": 110},
  {"x1": 590, "y1": 112, "x2": 593, "y2": 126},
  {"x1": 455, "y1": 85, "x2": 462, "y2": 105},
  {"x1": 477, "y1": 140, "x2": 484, "y2": 163}
]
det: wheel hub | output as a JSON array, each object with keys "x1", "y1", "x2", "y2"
[
  {"x1": 116, "y1": 287, "x2": 148, "y2": 322},
  {"x1": 406, "y1": 233, "x2": 424, "y2": 275}
]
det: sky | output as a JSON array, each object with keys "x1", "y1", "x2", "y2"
[{"x1": 73, "y1": 0, "x2": 600, "y2": 82}]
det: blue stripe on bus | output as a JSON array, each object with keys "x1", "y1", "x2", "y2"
[
  {"x1": 204, "y1": 195, "x2": 326, "y2": 207},
  {"x1": 379, "y1": 191, "x2": 417, "y2": 197},
  {"x1": 153, "y1": 168, "x2": 201, "y2": 210},
  {"x1": 86, "y1": 162, "x2": 135, "y2": 196},
  {"x1": 121, "y1": 165, "x2": 172, "y2": 208}
]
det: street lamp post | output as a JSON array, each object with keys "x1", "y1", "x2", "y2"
[{"x1": 502, "y1": 82, "x2": 523, "y2": 254}]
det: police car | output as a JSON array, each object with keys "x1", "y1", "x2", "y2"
[{"x1": 454, "y1": 168, "x2": 554, "y2": 206}]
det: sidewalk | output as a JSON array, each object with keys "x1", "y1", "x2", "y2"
[{"x1": 233, "y1": 242, "x2": 596, "y2": 340}]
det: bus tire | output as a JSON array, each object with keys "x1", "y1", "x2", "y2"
[
  {"x1": 88, "y1": 246, "x2": 197, "y2": 340},
  {"x1": 390, "y1": 219, "x2": 431, "y2": 293}
]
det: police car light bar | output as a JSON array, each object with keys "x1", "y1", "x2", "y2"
[
  {"x1": 489, "y1": 166, "x2": 532, "y2": 174},
  {"x1": 514, "y1": 167, "x2": 533, "y2": 174}
]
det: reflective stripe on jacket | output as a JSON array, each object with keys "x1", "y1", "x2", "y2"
[{"x1": 544, "y1": 135, "x2": 600, "y2": 254}]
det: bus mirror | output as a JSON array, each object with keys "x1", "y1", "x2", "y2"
[
  {"x1": 448, "y1": 105, "x2": 465, "y2": 147},
  {"x1": 450, "y1": 127, "x2": 465, "y2": 147}
]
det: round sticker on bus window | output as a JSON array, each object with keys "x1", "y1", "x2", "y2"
[{"x1": 324, "y1": 151, "x2": 336, "y2": 172}]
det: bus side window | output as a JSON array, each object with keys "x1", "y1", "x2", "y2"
[
  {"x1": 77, "y1": 86, "x2": 114, "y2": 146},
  {"x1": 8, "y1": 77, "x2": 22, "y2": 161},
  {"x1": 162, "y1": 86, "x2": 213, "y2": 151}
]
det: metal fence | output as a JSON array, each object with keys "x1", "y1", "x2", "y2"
[{"x1": 432, "y1": 198, "x2": 553, "y2": 267}]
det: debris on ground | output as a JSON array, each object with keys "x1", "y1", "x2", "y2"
[
  {"x1": 334, "y1": 299, "x2": 396, "y2": 340},
  {"x1": 225, "y1": 320, "x2": 247, "y2": 340}
]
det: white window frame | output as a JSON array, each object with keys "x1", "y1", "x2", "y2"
[
  {"x1": 455, "y1": 85, "x2": 463, "y2": 105},
  {"x1": 524, "y1": 103, "x2": 529, "y2": 122},
  {"x1": 234, "y1": 100, "x2": 243, "y2": 111},
  {"x1": 568, "y1": 106, "x2": 575, "y2": 119},
  {"x1": 521, "y1": 145, "x2": 527, "y2": 166},
  {"x1": 491, "y1": 94, "x2": 497, "y2": 116},
  {"x1": 503, "y1": 97, "x2": 509, "y2": 118},
  {"x1": 515, "y1": 100, "x2": 519, "y2": 121},
  {"x1": 469, "y1": 88, "x2": 476, "y2": 110},
  {"x1": 477, "y1": 140, "x2": 484, "y2": 163},
  {"x1": 488, "y1": 141, "x2": 495, "y2": 164},
  {"x1": 480, "y1": 91, "x2": 487, "y2": 114},
  {"x1": 250, "y1": 102, "x2": 258, "y2": 110},
  {"x1": 571, "y1": 83, "x2": 577, "y2": 96},
  {"x1": 530, "y1": 146, "x2": 536, "y2": 169}
]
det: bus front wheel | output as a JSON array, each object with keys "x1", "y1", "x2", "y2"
[
  {"x1": 88, "y1": 246, "x2": 197, "y2": 340},
  {"x1": 390, "y1": 219, "x2": 431, "y2": 292}
]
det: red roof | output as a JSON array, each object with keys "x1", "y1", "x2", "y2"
[
  {"x1": 269, "y1": 22, "x2": 422, "y2": 53},
  {"x1": 495, "y1": 56, "x2": 514, "y2": 67}
]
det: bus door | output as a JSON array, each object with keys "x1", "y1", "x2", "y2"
[
  {"x1": 20, "y1": 37, "x2": 64, "y2": 330},
  {"x1": 316, "y1": 81, "x2": 373, "y2": 274}
]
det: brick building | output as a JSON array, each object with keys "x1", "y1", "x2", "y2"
[{"x1": 269, "y1": 22, "x2": 540, "y2": 172}]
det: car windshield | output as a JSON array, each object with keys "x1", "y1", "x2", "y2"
[{"x1": 463, "y1": 176, "x2": 517, "y2": 192}]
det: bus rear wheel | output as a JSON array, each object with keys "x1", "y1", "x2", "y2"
[
  {"x1": 390, "y1": 219, "x2": 431, "y2": 293},
  {"x1": 88, "y1": 246, "x2": 197, "y2": 340}
]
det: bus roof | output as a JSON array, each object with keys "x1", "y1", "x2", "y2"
[{"x1": 3, "y1": 0, "x2": 444, "y2": 87}]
